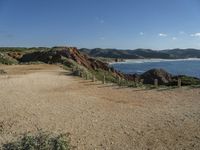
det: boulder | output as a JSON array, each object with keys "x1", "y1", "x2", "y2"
[{"x1": 141, "y1": 68, "x2": 173, "y2": 85}]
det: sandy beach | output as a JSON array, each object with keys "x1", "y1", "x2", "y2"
[{"x1": 0, "y1": 64, "x2": 200, "y2": 150}]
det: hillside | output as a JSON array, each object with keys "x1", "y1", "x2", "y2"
[
  {"x1": 1, "y1": 46, "x2": 200, "y2": 86},
  {"x1": 162, "y1": 49, "x2": 200, "y2": 58},
  {"x1": 79, "y1": 48, "x2": 200, "y2": 59}
]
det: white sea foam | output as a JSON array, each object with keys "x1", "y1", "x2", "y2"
[{"x1": 110, "y1": 58, "x2": 200, "y2": 64}]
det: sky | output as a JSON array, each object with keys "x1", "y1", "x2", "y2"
[{"x1": 0, "y1": 0, "x2": 200, "y2": 49}]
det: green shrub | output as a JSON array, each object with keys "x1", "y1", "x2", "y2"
[
  {"x1": 62, "y1": 58, "x2": 77, "y2": 69},
  {"x1": 0, "y1": 47, "x2": 50, "y2": 53},
  {"x1": 0, "y1": 69, "x2": 6, "y2": 75},
  {"x1": 19, "y1": 61, "x2": 45, "y2": 65},
  {"x1": 180, "y1": 76, "x2": 200, "y2": 85},
  {"x1": 0, "y1": 56, "x2": 17, "y2": 65},
  {"x1": 62, "y1": 58, "x2": 92, "y2": 78},
  {"x1": 2, "y1": 131, "x2": 74, "y2": 150},
  {"x1": 90, "y1": 69, "x2": 117, "y2": 83}
]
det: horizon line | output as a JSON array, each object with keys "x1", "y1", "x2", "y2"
[{"x1": 0, "y1": 46, "x2": 200, "y2": 51}]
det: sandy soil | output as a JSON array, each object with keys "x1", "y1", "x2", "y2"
[{"x1": 0, "y1": 64, "x2": 200, "y2": 150}]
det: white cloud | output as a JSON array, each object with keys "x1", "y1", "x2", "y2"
[
  {"x1": 139, "y1": 32, "x2": 144, "y2": 36},
  {"x1": 190, "y1": 33, "x2": 200, "y2": 37},
  {"x1": 158, "y1": 33, "x2": 167, "y2": 37},
  {"x1": 172, "y1": 37, "x2": 177, "y2": 40}
]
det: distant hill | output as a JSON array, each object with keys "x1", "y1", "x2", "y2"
[
  {"x1": 162, "y1": 49, "x2": 200, "y2": 58},
  {"x1": 79, "y1": 48, "x2": 200, "y2": 59},
  {"x1": 1, "y1": 47, "x2": 200, "y2": 59}
]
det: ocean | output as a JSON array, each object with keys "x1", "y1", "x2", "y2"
[{"x1": 110, "y1": 58, "x2": 200, "y2": 78}]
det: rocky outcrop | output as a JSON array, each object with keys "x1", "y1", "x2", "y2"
[
  {"x1": 19, "y1": 47, "x2": 124, "y2": 78},
  {"x1": 20, "y1": 47, "x2": 104, "y2": 69},
  {"x1": 140, "y1": 68, "x2": 173, "y2": 85},
  {"x1": 7, "y1": 52, "x2": 23, "y2": 60}
]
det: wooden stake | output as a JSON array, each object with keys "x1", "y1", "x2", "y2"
[
  {"x1": 118, "y1": 76, "x2": 121, "y2": 84},
  {"x1": 102, "y1": 75, "x2": 106, "y2": 84},
  {"x1": 86, "y1": 74, "x2": 89, "y2": 80},
  {"x1": 92, "y1": 75, "x2": 96, "y2": 82},
  {"x1": 178, "y1": 78, "x2": 181, "y2": 87},
  {"x1": 154, "y1": 79, "x2": 158, "y2": 88}
]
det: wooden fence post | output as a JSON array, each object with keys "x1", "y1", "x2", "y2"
[
  {"x1": 135, "y1": 78, "x2": 139, "y2": 87},
  {"x1": 178, "y1": 78, "x2": 181, "y2": 87},
  {"x1": 118, "y1": 76, "x2": 121, "y2": 85},
  {"x1": 80, "y1": 72, "x2": 83, "y2": 78},
  {"x1": 140, "y1": 79, "x2": 144, "y2": 85},
  {"x1": 154, "y1": 79, "x2": 158, "y2": 88},
  {"x1": 74, "y1": 70, "x2": 80, "y2": 76},
  {"x1": 102, "y1": 75, "x2": 106, "y2": 84},
  {"x1": 71, "y1": 67, "x2": 74, "y2": 72},
  {"x1": 125, "y1": 79, "x2": 128, "y2": 86},
  {"x1": 86, "y1": 74, "x2": 89, "y2": 80},
  {"x1": 92, "y1": 75, "x2": 96, "y2": 82}
]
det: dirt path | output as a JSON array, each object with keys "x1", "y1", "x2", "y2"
[{"x1": 0, "y1": 64, "x2": 200, "y2": 150}]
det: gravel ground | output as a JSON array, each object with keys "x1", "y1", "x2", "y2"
[{"x1": 0, "y1": 64, "x2": 200, "y2": 150}]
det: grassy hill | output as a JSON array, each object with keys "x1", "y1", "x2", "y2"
[{"x1": 79, "y1": 48, "x2": 200, "y2": 59}]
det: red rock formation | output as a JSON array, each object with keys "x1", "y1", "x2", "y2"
[
  {"x1": 19, "y1": 46, "x2": 125, "y2": 78},
  {"x1": 7, "y1": 52, "x2": 24, "y2": 60}
]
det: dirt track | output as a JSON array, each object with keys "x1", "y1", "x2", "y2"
[{"x1": 0, "y1": 64, "x2": 200, "y2": 150}]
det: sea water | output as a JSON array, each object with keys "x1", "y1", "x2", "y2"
[{"x1": 110, "y1": 58, "x2": 200, "y2": 78}]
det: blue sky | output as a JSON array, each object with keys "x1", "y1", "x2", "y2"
[{"x1": 0, "y1": 0, "x2": 200, "y2": 49}]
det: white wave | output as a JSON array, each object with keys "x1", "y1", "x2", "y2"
[
  {"x1": 135, "y1": 70, "x2": 145, "y2": 73},
  {"x1": 110, "y1": 58, "x2": 200, "y2": 64}
]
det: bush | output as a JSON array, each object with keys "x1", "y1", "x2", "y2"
[
  {"x1": 90, "y1": 69, "x2": 117, "y2": 83},
  {"x1": 179, "y1": 76, "x2": 200, "y2": 85},
  {"x1": 0, "y1": 53, "x2": 18, "y2": 65},
  {"x1": 63, "y1": 58, "x2": 92, "y2": 78},
  {"x1": 0, "y1": 69, "x2": 6, "y2": 75},
  {"x1": 2, "y1": 131, "x2": 74, "y2": 150}
]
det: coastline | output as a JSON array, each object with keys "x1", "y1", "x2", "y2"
[
  {"x1": 109, "y1": 58, "x2": 200, "y2": 65},
  {"x1": 109, "y1": 58, "x2": 200, "y2": 79}
]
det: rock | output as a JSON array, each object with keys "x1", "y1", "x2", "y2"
[
  {"x1": 141, "y1": 68, "x2": 173, "y2": 85},
  {"x1": 19, "y1": 47, "x2": 124, "y2": 78},
  {"x1": 7, "y1": 52, "x2": 23, "y2": 60},
  {"x1": 19, "y1": 47, "x2": 107, "y2": 70}
]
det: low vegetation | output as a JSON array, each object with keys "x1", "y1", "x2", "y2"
[
  {"x1": 179, "y1": 75, "x2": 200, "y2": 85},
  {"x1": 0, "y1": 69, "x2": 6, "y2": 75},
  {"x1": 0, "y1": 47, "x2": 50, "y2": 53},
  {"x1": 1, "y1": 131, "x2": 74, "y2": 150},
  {"x1": 0, "y1": 53, "x2": 18, "y2": 65}
]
